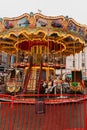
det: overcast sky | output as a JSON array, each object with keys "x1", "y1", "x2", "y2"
[{"x1": 0, "y1": 0, "x2": 87, "y2": 25}]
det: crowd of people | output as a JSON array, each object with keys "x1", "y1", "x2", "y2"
[{"x1": 39, "y1": 75, "x2": 71, "y2": 94}]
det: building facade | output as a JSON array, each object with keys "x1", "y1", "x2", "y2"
[{"x1": 66, "y1": 46, "x2": 87, "y2": 79}]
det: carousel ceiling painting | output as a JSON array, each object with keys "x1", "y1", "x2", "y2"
[{"x1": 0, "y1": 12, "x2": 87, "y2": 55}]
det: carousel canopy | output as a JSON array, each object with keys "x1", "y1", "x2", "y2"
[{"x1": 0, "y1": 12, "x2": 86, "y2": 55}]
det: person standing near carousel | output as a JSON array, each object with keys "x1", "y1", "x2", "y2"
[
  {"x1": 45, "y1": 76, "x2": 53, "y2": 94},
  {"x1": 51, "y1": 75, "x2": 59, "y2": 94}
]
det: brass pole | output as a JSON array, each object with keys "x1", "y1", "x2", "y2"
[
  {"x1": 47, "y1": 29, "x2": 50, "y2": 80},
  {"x1": 73, "y1": 42, "x2": 76, "y2": 82}
]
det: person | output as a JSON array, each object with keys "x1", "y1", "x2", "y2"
[
  {"x1": 62, "y1": 77, "x2": 69, "y2": 93},
  {"x1": 45, "y1": 77, "x2": 52, "y2": 94},
  {"x1": 50, "y1": 76, "x2": 58, "y2": 94},
  {"x1": 40, "y1": 80, "x2": 48, "y2": 94},
  {"x1": 42, "y1": 80, "x2": 48, "y2": 88},
  {"x1": 43, "y1": 54, "x2": 48, "y2": 63}
]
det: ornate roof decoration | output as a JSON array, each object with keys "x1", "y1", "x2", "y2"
[{"x1": 0, "y1": 13, "x2": 86, "y2": 55}]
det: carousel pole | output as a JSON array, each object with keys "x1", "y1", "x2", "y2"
[
  {"x1": 60, "y1": 44, "x2": 63, "y2": 97},
  {"x1": 82, "y1": 49, "x2": 84, "y2": 78},
  {"x1": 47, "y1": 29, "x2": 50, "y2": 79},
  {"x1": 84, "y1": 46, "x2": 87, "y2": 80},
  {"x1": 73, "y1": 42, "x2": 76, "y2": 82},
  {"x1": 73, "y1": 41, "x2": 77, "y2": 96},
  {"x1": 47, "y1": 29, "x2": 50, "y2": 98},
  {"x1": 81, "y1": 47, "x2": 85, "y2": 90},
  {"x1": 14, "y1": 47, "x2": 18, "y2": 95}
]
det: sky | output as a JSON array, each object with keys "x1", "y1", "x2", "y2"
[{"x1": 0, "y1": 0, "x2": 87, "y2": 25}]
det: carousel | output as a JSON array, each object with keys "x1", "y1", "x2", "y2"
[{"x1": 0, "y1": 12, "x2": 87, "y2": 94}]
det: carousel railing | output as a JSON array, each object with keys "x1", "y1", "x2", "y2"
[{"x1": 0, "y1": 94, "x2": 87, "y2": 130}]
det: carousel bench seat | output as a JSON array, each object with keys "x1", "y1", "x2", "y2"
[
  {"x1": 69, "y1": 82, "x2": 83, "y2": 92},
  {"x1": 6, "y1": 80, "x2": 21, "y2": 93}
]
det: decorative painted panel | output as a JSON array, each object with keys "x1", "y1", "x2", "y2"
[
  {"x1": 18, "y1": 17, "x2": 30, "y2": 27},
  {"x1": 4, "y1": 20, "x2": 14, "y2": 29},
  {"x1": 51, "y1": 19, "x2": 63, "y2": 28}
]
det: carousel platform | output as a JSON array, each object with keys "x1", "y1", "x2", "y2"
[
  {"x1": 0, "y1": 93, "x2": 86, "y2": 104},
  {"x1": 0, "y1": 83, "x2": 86, "y2": 104}
]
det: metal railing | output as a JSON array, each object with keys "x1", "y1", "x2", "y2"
[{"x1": 0, "y1": 94, "x2": 87, "y2": 130}]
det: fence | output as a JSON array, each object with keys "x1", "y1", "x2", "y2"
[{"x1": 0, "y1": 94, "x2": 87, "y2": 130}]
